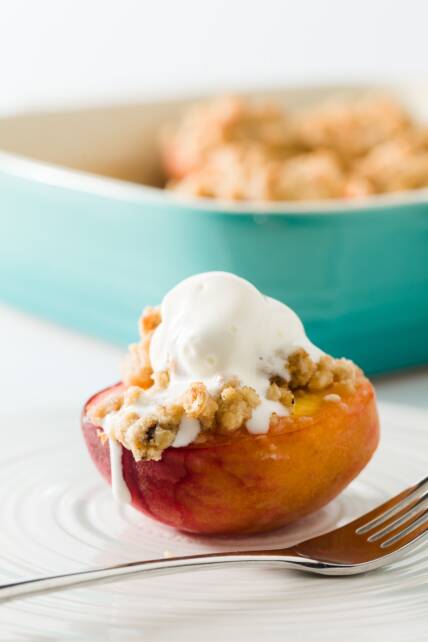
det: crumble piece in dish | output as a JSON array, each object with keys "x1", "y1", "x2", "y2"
[{"x1": 163, "y1": 95, "x2": 294, "y2": 178}]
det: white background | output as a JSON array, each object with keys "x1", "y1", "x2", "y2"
[{"x1": 1, "y1": 0, "x2": 428, "y2": 114}]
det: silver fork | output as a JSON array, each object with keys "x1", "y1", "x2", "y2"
[{"x1": 1, "y1": 477, "x2": 427, "y2": 600}]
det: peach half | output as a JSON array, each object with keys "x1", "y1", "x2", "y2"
[{"x1": 82, "y1": 379, "x2": 379, "y2": 535}]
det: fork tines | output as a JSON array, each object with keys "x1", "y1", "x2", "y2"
[{"x1": 356, "y1": 476, "x2": 428, "y2": 548}]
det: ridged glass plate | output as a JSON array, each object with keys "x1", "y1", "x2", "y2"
[{"x1": 0, "y1": 402, "x2": 427, "y2": 642}]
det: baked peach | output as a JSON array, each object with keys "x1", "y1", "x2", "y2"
[{"x1": 82, "y1": 378, "x2": 379, "y2": 535}]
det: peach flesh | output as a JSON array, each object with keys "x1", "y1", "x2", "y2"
[{"x1": 82, "y1": 379, "x2": 380, "y2": 535}]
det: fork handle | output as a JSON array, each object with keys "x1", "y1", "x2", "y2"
[{"x1": 0, "y1": 550, "x2": 306, "y2": 600}]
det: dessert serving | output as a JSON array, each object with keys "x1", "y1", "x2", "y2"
[
  {"x1": 82, "y1": 272, "x2": 380, "y2": 534},
  {"x1": 162, "y1": 94, "x2": 428, "y2": 202}
]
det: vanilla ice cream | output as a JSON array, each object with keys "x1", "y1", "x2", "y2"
[
  {"x1": 149, "y1": 272, "x2": 322, "y2": 434},
  {"x1": 151, "y1": 272, "x2": 317, "y2": 379}
]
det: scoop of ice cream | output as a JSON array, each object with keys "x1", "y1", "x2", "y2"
[{"x1": 150, "y1": 272, "x2": 321, "y2": 397}]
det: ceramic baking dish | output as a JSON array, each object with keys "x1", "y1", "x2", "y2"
[{"x1": 1, "y1": 84, "x2": 427, "y2": 374}]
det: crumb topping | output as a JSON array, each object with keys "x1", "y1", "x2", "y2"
[
  {"x1": 89, "y1": 389, "x2": 124, "y2": 425},
  {"x1": 266, "y1": 382, "x2": 294, "y2": 407},
  {"x1": 122, "y1": 307, "x2": 161, "y2": 388},
  {"x1": 164, "y1": 94, "x2": 428, "y2": 201},
  {"x1": 216, "y1": 383, "x2": 260, "y2": 433},
  {"x1": 87, "y1": 307, "x2": 362, "y2": 461},
  {"x1": 181, "y1": 382, "x2": 218, "y2": 428}
]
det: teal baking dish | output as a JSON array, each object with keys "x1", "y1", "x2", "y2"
[{"x1": 0, "y1": 84, "x2": 427, "y2": 375}]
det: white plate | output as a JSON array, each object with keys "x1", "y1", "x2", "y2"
[{"x1": 0, "y1": 401, "x2": 427, "y2": 642}]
